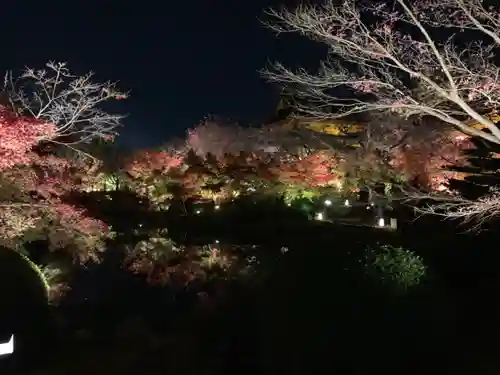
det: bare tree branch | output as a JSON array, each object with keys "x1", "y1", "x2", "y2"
[
  {"x1": 262, "y1": 0, "x2": 500, "y2": 227},
  {"x1": 262, "y1": 0, "x2": 500, "y2": 144},
  {"x1": 3, "y1": 61, "x2": 128, "y2": 144},
  {"x1": 400, "y1": 186, "x2": 500, "y2": 231}
]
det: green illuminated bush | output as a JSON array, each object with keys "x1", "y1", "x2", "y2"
[{"x1": 363, "y1": 244, "x2": 427, "y2": 291}]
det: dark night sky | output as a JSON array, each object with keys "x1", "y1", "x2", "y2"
[{"x1": 0, "y1": 0, "x2": 324, "y2": 148}]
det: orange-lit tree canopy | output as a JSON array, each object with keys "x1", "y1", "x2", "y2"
[
  {"x1": 0, "y1": 106, "x2": 112, "y2": 261},
  {"x1": 120, "y1": 116, "x2": 479, "y2": 206},
  {"x1": 0, "y1": 110, "x2": 481, "y2": 299}
]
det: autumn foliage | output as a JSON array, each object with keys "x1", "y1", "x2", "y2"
[
  {"x1": 0, "y1": 107, "x2": 58, "y2": 170},
  {"x1": 0, "y1": 107, "x2": 110, "y2": 260},
  {"x1": 389, "y1": 131, "x2": 474, "y2": 190},
  {"x1": 122, "y1": 119, "x2": 476, "y2": 203},
  {"x1": 0, "y1": 108, "x2": 479, "y2": 302},
  {"x1": 270, "y1": 152, "x2": 341, "y2": 188}
]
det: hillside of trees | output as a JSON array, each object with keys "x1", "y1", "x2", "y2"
[{"x1": 4, "y1": 0, "x2": 500, "y2": 372}]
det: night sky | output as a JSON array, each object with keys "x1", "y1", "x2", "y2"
[{"x1": 0, "y1": 0, "x2": 324, "y2": 147}]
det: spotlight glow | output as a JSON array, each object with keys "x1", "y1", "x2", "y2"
[
  {"x1": 324, "y1": 199, "x2": 332, "y2": 206},
  {"x1": 377, "y1": 218, "x2": 385, "y2": 227},
  {"x1": 0, "y1": 335, "x2": 14, "y2": 356},
  {"x1": 315, "y1": 212, "x2": 324, "y2": 220},
  {"x1": 344, "y1": 199, "x2": 350, "y2": 206}
]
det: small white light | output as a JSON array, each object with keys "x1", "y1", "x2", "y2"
[
  {"x1": 324, "y1": 199, "x2": 332, "y2": 206},
  {"x1": 344, "y1": 199, "x2": 350, "y2": 206},
  {"x1": 377, "y1": 218, "x2": 385, "y2": 227},
  {"x1": 214, "y1": 205, "x2": 220, "y2": 210},
  {"x1": 195, "y1": 210, "x2": 201, "y2": 214},
  {"x1": 315, "y1": 212, "x2": 324, "y2": 220},
  {"x1": 287, "y1": 203, "x2": 291, "y2": 206},
  {"x1": 215, "y1": 240, "x2": 219, "y2": 244},
  {"x1": 0, "y1": 334, "x2": 14, "y2": 356},
  {"x1": 366, "y1": 205, "x2": 371, "y2": 210}
]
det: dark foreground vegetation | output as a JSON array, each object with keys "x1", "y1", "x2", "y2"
[{"x1": 2, "y1": 199, "x2": 500, "y2": 375}]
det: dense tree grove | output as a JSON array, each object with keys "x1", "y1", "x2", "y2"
[
  {"x1": 3, "y1": 22, "x2": 500, "y2": 370},
  {"x1": 263, "y1": 0, "x2": 500, "y2": 221},
  {"x1": 0, "y1": 87, "x2": 481, "y2": 302}
]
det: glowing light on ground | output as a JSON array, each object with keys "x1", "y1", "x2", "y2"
[
  {"x1": 0, "y1": 335, "x2": 14, "y2": 356},
  {"x1": 324, "y1": 199, "x2": 332, "y2": 206},
  {"x1": 315, "y1": 212, "x2": 324, "y2": 220},
  {"x1": 378, "y1": 218, "x2": 385, "y2": 227}
]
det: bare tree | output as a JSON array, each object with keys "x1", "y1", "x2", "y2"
[
  {"x1": 3, "y1": 61, "x2": 128, "y2": 144},
  {"x1": 262, "y1": 0, "x2": 500, "y2": 227},
  {"x1": 262, "y1": 0, "x2": 500, "y2": 144},
  {"x1": 186, "y1": 118, "x2": 289, "y2": 159},
  {"x1": 403, "y1": 187, "x2": 500, "y2": 231}
]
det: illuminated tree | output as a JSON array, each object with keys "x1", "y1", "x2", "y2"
[
  {"x1": 120, "y1": 147, "x2": 262, "y2": 289},
  {"x1": 3, "y1": 61, "x2": 128, "y2": 144},
  {"x1": 0, "y1": 107, "x2": 57, "y2": 170},
  {"x1": 263, "y1": 0, "x2": 500, "y2": 143},
  {"x1": 123, "y1": 148, "x2": 188, "y2": 209},
  {"x1": 0, "y1": 105, "x2": 112, "y2": 260},
  {"x1": 262, "y1": 0, "x2": 500, "y2": 223},
  {"x1": 0, "y1": 153, "x2": 111, "y2": 261},
  {"x1": 186, "y1": 119, "x2": 283, "y2": 159},
  {"x1": 388, "y1": 128, "x2": 473, "y2": 189},
  {"x1": 271, "y1": 92, "x2": 474, "y2": 193},
  {"x1": 270, "y1": 151, "x2": 341, "y2": 188},
  {"x1": 405, "y1": 136, "x2": 500, "y2": 230}
]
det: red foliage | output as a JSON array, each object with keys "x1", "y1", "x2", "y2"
[
  {"x1": 32, "y1": 156, "x2": 108, "y2": 231},
  {"x1": 0, "y1": 106, "x2": 108, "y2": 248},
  {"x1": 389, "y1": 131, "x2": 473, "y2": 189},
  {"x1": 125, "y1": 150, "x2": 184, "y2": 178},
  {"x1": 271, "y1": 152, "x2": 341, "y2": 187},
  {"x1": 1, "y1": 145, "x2": 110, "y2": 257},
  {"x1": 52, "y1": 203, "x2": 108, "y2": 235},
  {"x1": 125, "y1": 248, "x2": 204, "y2": 289},
  {"x1": 0, "y1": 106, "x2": 57, "y2": 170}
]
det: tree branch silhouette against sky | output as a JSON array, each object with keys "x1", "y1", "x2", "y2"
[{"x1": 0, "y1": 0, "x2": 323, "y2": 147}]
